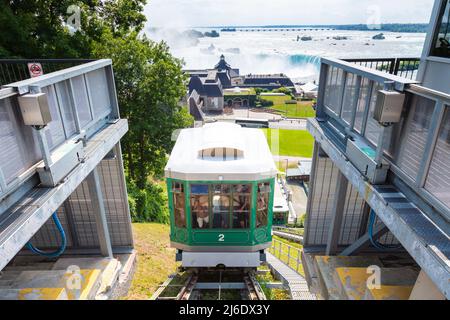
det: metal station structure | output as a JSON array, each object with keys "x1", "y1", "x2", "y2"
[
  {"x1": 0, "y1": 59, "x2": 134, "y2": 299},
  {"x1": 302, "y1": 0, "x2": 450, "y2": 299}
]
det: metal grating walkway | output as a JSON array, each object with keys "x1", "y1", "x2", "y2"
[{"x1": 266, "y1": 252, "x2": 316, "y2": 300}]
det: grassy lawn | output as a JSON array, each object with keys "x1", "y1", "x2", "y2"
[
  {"x1": 270, "y1": 235, "x2": 305, "y2": 276},
  {"x1": 125, "y1": 223, "x2": 177, "y2": 300},
  {"x1": 261, "y1": 95, "x2": 315, "y2": 118},
  {"x1": 261, "y1": 128, "x2": 314, "y2": 158}
]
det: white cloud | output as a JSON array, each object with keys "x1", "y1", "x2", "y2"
[{"x1": 144, "y1": 0, "x2": 434, "y2": 29}]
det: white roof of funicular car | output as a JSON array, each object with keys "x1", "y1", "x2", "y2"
[{"x1": 165, "y1": 122, "x2": 278, "y2": 181}]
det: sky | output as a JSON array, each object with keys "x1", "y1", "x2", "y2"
[{"x1": 144, "y1": 0, "x2": 435, "y2": 29}]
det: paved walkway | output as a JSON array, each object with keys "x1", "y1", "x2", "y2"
[{"x1": 266, "y1": 252, "x2": 316, "y2": 300}]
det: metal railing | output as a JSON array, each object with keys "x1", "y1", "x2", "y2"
[
  {"x1": 269, "y1": 238, "x2": 304, "y2": 275},
  {"x1": 317, "y1": 57, "x2": 450, "y2": 221},
  {"x1": 344, "y1": 57, "x2": 420, "y2": 80},
  {"x1": 0, "y1": 59, "x2": 95, "y2": 86}
]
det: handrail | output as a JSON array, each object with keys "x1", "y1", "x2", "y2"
[
  {"x1": 322, "y1": 57, "x2": 418, "y2": 91},
  {"x1": 269, "y1": 238, "x2": 303, "y2": 275}
]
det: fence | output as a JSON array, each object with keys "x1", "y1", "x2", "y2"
[
  {"x1": 269, "y1": 238, "x2": 304, "y2": 275},
  {"x1": 0, "y1": 59, "x2": 95, "y2": 86},
  {"x1": 344, "y1": 57, "x2": 420, "y2": 80}
]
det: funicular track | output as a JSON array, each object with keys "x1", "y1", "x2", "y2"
[{"x1": 151, "y1": 269, "x2": 266, "y2": 300}]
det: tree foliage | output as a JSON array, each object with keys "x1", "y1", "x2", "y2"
[{"x1": 1, "y1": 0, "x2": 193, "y2": 223}]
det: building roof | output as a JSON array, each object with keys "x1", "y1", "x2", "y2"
[
  {"x1": 165, "y1": 122, "x2": 277, "y2": 181},
  {"x1": 215, "y1": 54, "x2": 232, "y2": 71}
]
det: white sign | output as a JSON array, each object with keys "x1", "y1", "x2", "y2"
[{"x1": 27, "y1": 62, "x2": 44, "y2": 78}]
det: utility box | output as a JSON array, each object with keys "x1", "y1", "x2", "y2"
[
  {"x1": 346, "y1": 137, "x2": 389, "y2": 184},
  {"x1": 373, "y1": 90, "x2": 405, "y2": 124},
  {"x1": 18, "y1": 93, "x2": 52, "y2": 126}
]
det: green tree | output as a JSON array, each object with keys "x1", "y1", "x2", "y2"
[{"x1": 1, "y1": 1, "x2": 193, "y2": 222}]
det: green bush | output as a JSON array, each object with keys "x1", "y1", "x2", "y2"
[
  {"x1": 298, "y1": 213, "x2": 306, "y2": 228},
  {"x1": 127, "y1": 180, "x2": 169, "y2": 224},
  {"x1": 285, "y1": 100, "x2": 297, "y2": 104},
  {"x1": 259, "y1": 98, "x2": 274, "y2": 107}
]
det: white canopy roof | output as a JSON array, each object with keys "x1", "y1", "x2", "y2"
[
  {"x1": 299, "y1": 82, "x2": 318, "y2": 92},
  {"x1": 165, "y1": 122, "x2": 277, "y2": 181}
]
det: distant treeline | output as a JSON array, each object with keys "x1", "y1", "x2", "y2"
[
  {"x1": 326, "y1": 24, "x2": 429, "y2": 33},
  {"x1": 207, "y1": 23, "x2": 429, "y2": 33}
]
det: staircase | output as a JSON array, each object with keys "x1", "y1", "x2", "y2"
[{"x1": 302, "y1": 254, "x2": 420, "y2": 300}]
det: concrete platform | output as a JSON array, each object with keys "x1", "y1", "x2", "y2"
[
  {"x1": 335, "y1": 267, "x2": 419, "y2": 300},
  {"x1": 0, "y1": 252, "x2": 137, "y2": 300},
  {"x1": 0, "y1": 288, "x2": 68, "y2": 300},
  {"x1": 365, "y1": 285, "x2": 414, "y2": 300},
  {"x1": 314, "y1": 255, "x2": 382, "y2": 300}
]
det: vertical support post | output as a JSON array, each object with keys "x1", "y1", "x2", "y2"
[
  {"x1": 105, "y1": 65, "x2": 120, "y2": 120},
  {"x1": 87, "y1": 167, "x2": 113, "y2": 258},
  {"x1": 316, "y1": 63, "x2": 329, "y2": 121},
  {"x1": 287, "y1": 246, "x2": 291, "y2": 266},
  {"x1": 326, "y1": 170, "x2": 348, "y2": 255},
  {"x1": 36, "y1": 127, "x2": 53, "y2": 169}
]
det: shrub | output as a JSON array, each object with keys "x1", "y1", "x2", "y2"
[
  {"x1": 285, "y1": 100, "x2": 297, "y2": 105},
  {"x1": 127, "y1": 180, "x2": 169, "y2": 224},
  {"x1": 259, "y1": 98, "x2": 274, "y2": 107}
]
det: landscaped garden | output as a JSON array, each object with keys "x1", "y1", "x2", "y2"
[{"x1": 260, "y1": 94, "x2": 316, "y2": 118}]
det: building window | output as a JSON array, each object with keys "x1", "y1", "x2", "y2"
[
  {"x1": 172, "y1": 182, "x2": 186, "y2": 228},
  {"x1": 191, "y1": 184, "x2": 210, "y2": 229},
  {"x1": 232, "y1": 184, "x2": 251, "y2": 229},
  {"x1": 212, "y1": 184, "x2": 231, "y2": 229},
  {"x1": 256, "y1": 182, "x2": 271, "y2": 228},
  {"x1": 431, "y1": 0, "x2": 450, "y2": 58},
  {"x1": 425, "y1": 107, "x2": 450, "y2": 208}
]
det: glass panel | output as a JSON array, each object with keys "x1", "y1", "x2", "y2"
[
  {"x1": 431, "y1": 0, "x2": 450, "y2": 58},
  {"x1": 172, "y1": 182, "x2": 186, "y2": 228},
  {"x1": 256, "y1": 182, "x2": 271, "y2": 228},
  {"x1": 0, "y1": 98, "x2": 41, "y2": 185},
  {"x1": 86, "y1": 68, "x2": 111, "y2": 117},
  {"x1": 42, "y1": 85, "x2": 65, "y2": 149},
  {"x1": 425, "y1": 107, "x2": 450, "y2": 207},
  {"x1": 341, "y1": 73, "x2": 358, "y2": 124},
  {"x1": 232, "y1": 184, "x2": 251, "y2": 229},
  {"x1": 396, "y1": 96, "x2": 435, "y2": 180},
  {"x1": 212, "y1": 184, "x2": 230, "y2": 229},
  {"x1": 364, "y1": 83, "x2": 383, "y2": 145},
  {"x1": 325, "y1": 68, "x2": 344, "y2": 114},
  {"x1": 323, "y1": 66, "x2": 333, "y2": 108},
  {"x1": 71, "y1": 75, "x2": 93, "y2": 127},
  {"x1": 353, "y1": 78, "x2": 370, "y2": 133},
  {"x1": 191, "y1": 184, "x2": 210, "y2": 229},
  {"x1": 55, "y1": 80, "x2": 77, "y2": 138}
]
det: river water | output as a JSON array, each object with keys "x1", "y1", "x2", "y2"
[{"x1": 147, "y1": 28, "x2": 426, "y2": 82}]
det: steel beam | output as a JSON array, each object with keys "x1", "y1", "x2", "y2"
[
  {"x1": 86, "y1": 167, "x2": 113, "y2": 258},
  {"x1": 325, "y1": 170, "x2": 348, "y2": 255},
  {"x1": 340, "y1": 224, "x2": 389, "y2": 256}
]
